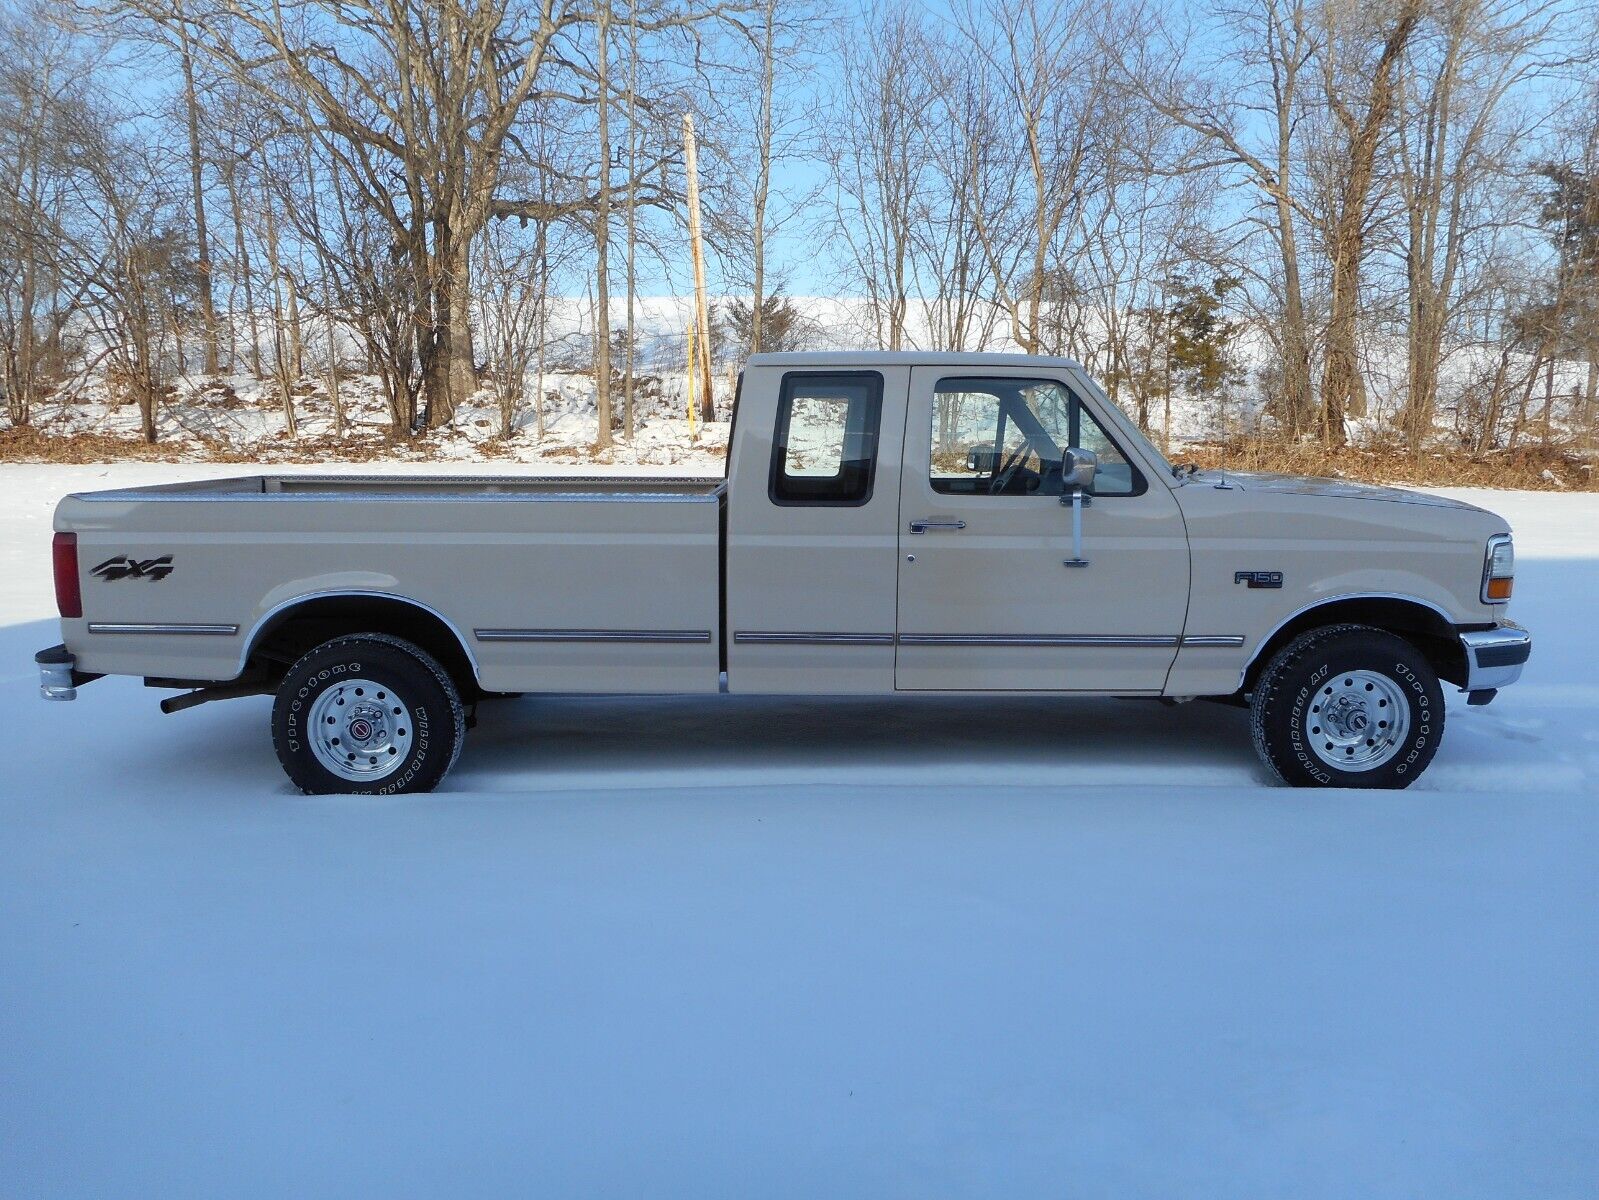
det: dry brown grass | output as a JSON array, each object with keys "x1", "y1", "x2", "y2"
[
  {"x1": 0, "y1": 425, "x2": 443, "y2": 465},
  {"x1": 0, "y1": 426, "x2": 244, "y2": 464},
  {"x1": 1178, "y1": 438, "x2": 1597, "y2": 491}
]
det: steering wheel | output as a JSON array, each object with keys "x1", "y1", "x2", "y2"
[{"x1": 987, "y1": 447, "x2": 1029, "y2": 495}]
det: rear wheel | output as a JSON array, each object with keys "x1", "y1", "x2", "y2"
[
  {"x1": 272, "y1": 633, "x2": 465, "y2": 795},
  {"x1": 1250, "y1": 624, "x2": 1444, "y2": 789}
]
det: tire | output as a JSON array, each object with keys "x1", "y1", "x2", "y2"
[
  {"x1": 272, "y1": 633, "x2": 466, "y2": 795},
  {"x1": 1249, "y1": 624, "x2": 1445, "y2": 789}
]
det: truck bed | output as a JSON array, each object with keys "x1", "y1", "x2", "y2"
[{"x1": 58, "y1": 472, "x2": 726, "y2": 693}]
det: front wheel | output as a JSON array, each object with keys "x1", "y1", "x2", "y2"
[
  {"x1": 272, "y1": 633, "x2": 466, "y2": 795},
  {"x1": 1250, "y1": 624, "x2": 1445, "y2": 789}
]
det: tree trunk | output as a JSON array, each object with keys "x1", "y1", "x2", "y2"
[
  {"x1": 623, "y1": 0, "x2": 639, "y2": 440},
  {"x1": 447, "y1": 266, "x2": 476, "y2": 411},
  {"x1": 1584, "y1": 356, "x2": 1598, "y2": 452},
  {"x1": 12, "y1": 242, "x2": 36, "y2": 426},
  {"x1": 225, "y1": 163, "x2": 261, "y2": 377},
  {"x1": 1540, "y1": 356, "x2": 1555, "y2": 446},
  {"x1": 593, "y1": 1, "x2": 614, "y2": 451},
  {"x1": 419, "y1": 218, "x2": 459, "y2": 431},
  {"x1": 262, "y1": 192, "x2": 298, "y2": 438},
  {"x1": 535, "y1": 226, "x2": 549, "y2": 440},
  {"x1": 326, "y1": 310, "x2": 344, "y2": 438},
  {"x1": 178, "y1": 24, "x2": 220, "y2": 375},
  {"x1": 750, "y1": 0, "x2": 776, "y2": 355},
  {"x1": 285, "y1": 268, "x2": 304, "y2": 380},
  {"x1": 1321, "y1": 221, "x2": 1363, "y2": 446}
]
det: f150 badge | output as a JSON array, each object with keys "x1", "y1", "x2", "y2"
[
  {"x1": 91, "y1": 554, "x2": 174, "y2": 582},
  {"x1": 1235, "y1": 570, "x2": 1283, "y2": 589}
]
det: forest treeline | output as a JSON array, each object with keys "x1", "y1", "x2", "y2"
[{"x1": 0, "y1": 0, "x2": 1596, "y2": 464}]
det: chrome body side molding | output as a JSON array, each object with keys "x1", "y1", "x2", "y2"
[
  {"x1": 88, "y1": 622, "x2": 239, "y2": 636},
  {"x1": 474, "y1": 628, "x2": 714, "y2": 644},
  {"x1": 734, "y1": 631, "x2": 895, "y2": 645},
  {"x1": 741, "y1": 632, "x2": 1242, "y2": 649},
  {"x1": 897, "y1": 634, "x2": 1179, "y2": 648}
]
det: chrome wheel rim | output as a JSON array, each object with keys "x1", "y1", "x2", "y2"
[
  {"x1": 1306, "y1": 669, "x2": 1410, "y2": 772},
  {"x1": 306, "y1": 676, "x2": 413, "y2": 782}
]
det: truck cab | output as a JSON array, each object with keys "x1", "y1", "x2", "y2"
[{"x1": 726, "y1": 355, "x2": 1188, "y2": 695}]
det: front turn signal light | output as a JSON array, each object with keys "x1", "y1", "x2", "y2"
[{"x1": 1481, "y1": 535, "x2": 1514, "y2": 604}]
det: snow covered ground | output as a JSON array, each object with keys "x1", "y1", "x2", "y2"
[{"x1": 1, "y1": 465, "x2": 1595, "y2": 1198}]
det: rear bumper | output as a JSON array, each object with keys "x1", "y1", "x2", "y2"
[
  {"x1": 35, "y1": 644, "x2": 101, "y2": 701},
  {"x1": 1458, "y1": 621, "x2": 1531, "y2": 692}
]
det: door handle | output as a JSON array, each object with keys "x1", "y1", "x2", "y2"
[{"x1": 908, "y1": 519, "x2": 967, "y2": 534}]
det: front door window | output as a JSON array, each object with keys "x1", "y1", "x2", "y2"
[{"x1": 930, "y1": 377, "x2": 1140, "y2": 496}]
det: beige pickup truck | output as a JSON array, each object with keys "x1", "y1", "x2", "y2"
[{"x1": 37, "y1": 352, "x2": 1529, "y2": 793}]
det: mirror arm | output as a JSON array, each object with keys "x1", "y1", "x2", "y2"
[{"x1": 1061, "y1": 488, "x2": 1090, "y2": 567}]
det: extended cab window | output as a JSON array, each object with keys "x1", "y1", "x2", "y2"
[
  {"x1": 930, "y1": 377, "x2": 1141, "y2": 496},
  {"x1": 769, "y1": 372, "x2": 883, "y2": 506}
]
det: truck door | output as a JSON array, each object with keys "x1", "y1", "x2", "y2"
[
  {"x1": 725, "y1": 365, "x2": 909, "y2": 693},
  {"x1": 894, "y1": 366, "x2": 1189, "y2": 692}
]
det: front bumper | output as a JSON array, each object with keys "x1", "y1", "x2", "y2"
[
  {"x1": 1458, "y1": 621, "x2": 1531, "y2": 693},
  {"x1": 35, "y1": 644, "x2": 101, "y2": 701}
]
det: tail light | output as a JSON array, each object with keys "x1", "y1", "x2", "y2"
[
  {"x1": 53, "y1": 532, "x2": 82, "y2": 618},
  {"x1": 1482, "y1": 534, "x2": 1514, "y2": 603}
]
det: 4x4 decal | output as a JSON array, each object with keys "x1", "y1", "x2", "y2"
[{"x1": 91, "y1": 554, "x2": 174, "y2": 582}]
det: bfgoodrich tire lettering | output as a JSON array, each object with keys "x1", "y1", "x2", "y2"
[
  {"x1": 272, "y1": 633, "x2": 465, "y2": 795},
  {"x1": 1249, "y1": 624, "x2": 1445, "y2": 789}
]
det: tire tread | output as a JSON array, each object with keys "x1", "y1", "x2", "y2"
[
  {"x1": 1249, "y1": 623, "x2": 1443, "y2": 789},
  {"x1": 271, "y1": 632, "x2": 465, "y2": 795}
]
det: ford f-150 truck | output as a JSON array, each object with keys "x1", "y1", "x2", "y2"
[{"x1": 36, "y1": 352, "x2": 1530, "y2": 793}]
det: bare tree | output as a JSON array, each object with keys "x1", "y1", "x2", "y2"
[
  {"x1": 0, "y1": 5, "x2": 106, "y2": 426},
  {"x1": 959, "y1": 0, "x2": 1118, "y2": 356},
  {"x1": 705, "y1": 0, "x2": 818, "y2": 355},
  {"x1": 478, "y1": 219, "x2": 547, "y2": 439},
  {"x1": 173, "y1": 5, "x2": 220, "y2": 375},
  {"x1": 1389, "y1": 0, "x2": 1570, "y2": 452},
  {"x1": 914, "y1": 34, "x2": 1004, "y2": 351},
  {"x1": 72, "y1": 125, "x2": 194, "y2": 443},
  {"x1": 823, "y1": 0, "x2": 934, "y2": 350},
  {"x1": 99, "y1": 0, "x2": 726, "y2": 435},
  {"x1": 1123, "y1": 0, "x2": 1322, "y2": 436},
  {"x1": 1313, "y1": 0, "x2": 1425, "y2": 445}
]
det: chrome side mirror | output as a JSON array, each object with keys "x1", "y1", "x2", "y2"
[{"x1": 1062, "y1": 447, "x2": 1098, "y2": 493}]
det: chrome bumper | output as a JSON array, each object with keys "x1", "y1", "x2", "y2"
[
  {"x1": 36, "y1": 644, "x2": 80, "y2": 701},
  {"x1": 1458, "y1": 622, "x2": 1531, "y2": 693}
]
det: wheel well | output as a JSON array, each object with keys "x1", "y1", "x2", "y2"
[
  {"x1": 1241, "y1": 597, "x2": 1466, "y2": 693},
  {"x1": 244, "y1": 595, "x2": 479, "y2": 695}
]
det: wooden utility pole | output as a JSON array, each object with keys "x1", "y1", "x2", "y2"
[
  {"x1": 683, "y1": 113, "x2": 715, "y2": 422},
  {"x1": 685, "y1": 322, "x2": 699, "y2": 442}
]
